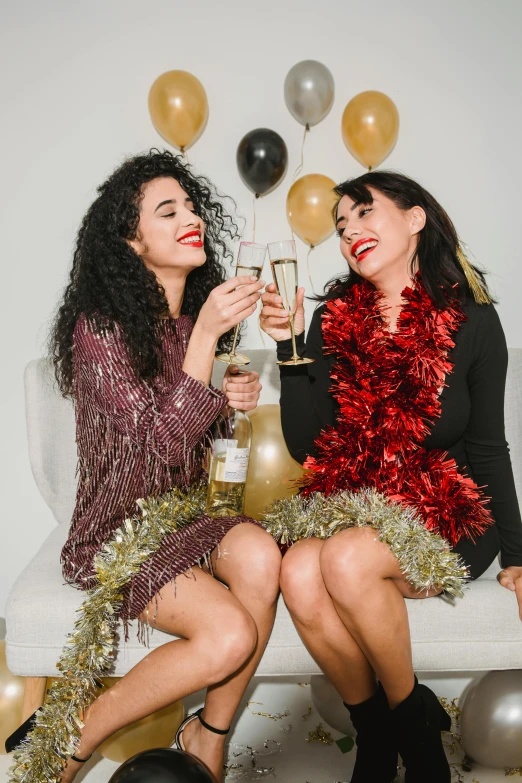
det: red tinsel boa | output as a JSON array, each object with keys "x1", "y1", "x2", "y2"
[{"x1": 301, "y1": 279, "x2": 492, "y2": 545}]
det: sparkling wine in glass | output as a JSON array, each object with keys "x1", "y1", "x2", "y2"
[
  {"x1": 215, "y1": 241, "x2": 267, "y2": 366},
  {"x1": 268, "y1": 240, "x2": 314, "y2": 366}
]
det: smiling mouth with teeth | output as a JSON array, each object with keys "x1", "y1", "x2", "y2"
[
  {"x1": 177, "y1": 231, "x2": 203, "y2": 248},
  {"x1": 352, "y1": 238, "x2": 378, "y2": 262}
]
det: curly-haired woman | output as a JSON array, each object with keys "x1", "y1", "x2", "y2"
[
  {"x1": 260, "y1": 171, "x2": 522, "y2": 783},
  {"x1": 30, "y1": 150, "x2": 281, "y2": 782}
]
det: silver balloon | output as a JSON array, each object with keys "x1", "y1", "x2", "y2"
[
  {"x1": 310, "y1": 674, "x2": 355, "y2": 735},
  {"x1": 461, "y1": 670, "x2": 522, "y2": 768},
  {"x1": 284, "y1": 60, "x2": 334, "y2": 127}
]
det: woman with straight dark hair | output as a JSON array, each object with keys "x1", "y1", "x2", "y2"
[{"x1": 260, "y1": 171, "x2": 522, "y2": 783}]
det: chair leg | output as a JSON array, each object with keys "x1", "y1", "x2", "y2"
[{"x1": 21, "y1": 677, "x2": 47, "y2": 722}]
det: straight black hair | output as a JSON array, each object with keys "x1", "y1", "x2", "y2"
[{"x1": 318, "y1": 170, "x2": 492, "y2": 308}]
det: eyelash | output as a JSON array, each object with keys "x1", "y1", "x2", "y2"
[
  {"x1": 336, "y1": 206, "x2": 373, "y2": 236},
  {"x1": 162, "y1": 209, "x2": 197, "y2": 218}
]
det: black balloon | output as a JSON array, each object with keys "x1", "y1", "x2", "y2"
[
  {"x1": 236, "y1": 128, "x2": 288, "y2": 197},
  {"x1": 108, "y1": 748, "x2": 215, "y2": 783}
]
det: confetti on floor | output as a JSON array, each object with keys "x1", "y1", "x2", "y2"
[{"x1": 0, "y1": 678, "x2": 512, "y2": 782}]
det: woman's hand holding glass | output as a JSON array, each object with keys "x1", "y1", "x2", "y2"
[
  {"x1": 196, "y1": 276, "x2": 265, "y2": 342},
  {"x1": 215, "y1": 242, "x2": 267, "y2": 365},
  {"x1": 260, "y1": 283, "x2": 306, "y2": 343}
]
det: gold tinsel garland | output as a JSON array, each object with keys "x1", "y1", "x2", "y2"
[
  {"x1": 9, "y1": 483, "x2": 207, "y2": 783},
  {"x1": 9, "y1": 484, "x2": 467, "y2": 781},
  {"x1": 261, "y1": 488, "x2": 468, "y2": 596}
]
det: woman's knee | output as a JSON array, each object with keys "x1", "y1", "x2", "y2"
[
  {"x1": 220, "y1": 524, "x2": 282, "y2": 603},
  {"x1": 280, "y1": 540, "x2": 325, "y2": 620},
  {"x1": 320, "y1": 528, "x2": 384, "y2": 591}
]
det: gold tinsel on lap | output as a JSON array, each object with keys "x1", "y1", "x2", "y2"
[
  {"x1": 9, "y1": 483, "x2": 207, "y2": 783},
  {"x1": 261, "y1": 488, "x2": 468, "y2": 597}
]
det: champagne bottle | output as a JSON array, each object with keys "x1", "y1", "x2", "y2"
[{"x1": 206, "y1": 409, "x2": 252, "y2": 517}]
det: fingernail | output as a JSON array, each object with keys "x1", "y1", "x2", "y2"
[
  {"x1": 250, "y1": 276, "x2": 257, "y2": 281},
  {"x1": 510, "y1": 584, "x2": 516, "y2": 591}
]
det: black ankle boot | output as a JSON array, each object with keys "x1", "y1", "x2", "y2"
[
  {"x1": 344, "y1": 683, "x2": 399, "y2": 783},
  {"x1": 391, "y1": 678, "x2": 451, "y2": 783}
]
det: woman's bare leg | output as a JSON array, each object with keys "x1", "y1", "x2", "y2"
[
  {"x1": 182, "y1": 524, "x2": 281, "y2": 776},
  {"x1": 280, "y1": 538, "x2": 376, "y2": 705},
  {"x1": 319, "y1": 527, "x2": 441, "y2": 708},
  {"x1": 61, "y1": 566, "x2": 258, "y2": 783}
]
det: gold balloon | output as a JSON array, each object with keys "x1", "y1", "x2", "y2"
[
  {"x1": 0, "y1": 641, "x2": 25, "y2": 754},
  {"x1": 287, "y1": 174, "x2": 337, "y2": 247},
  {"x1": 341, "y1": 91, "x2": 399, "y2": 170},
  {"x1": 148, "y1": 70, "x2": 209, "y2": 152},
  {"x1": 98, "y1": 679, "x2": 183, "y2": 762},
  {"x1": 244, "y1": 405, "x2": 305, "y2": 521}
]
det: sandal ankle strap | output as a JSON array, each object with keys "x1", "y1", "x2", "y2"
[
  {"x1": 71, "y1": 752, "x2": 92, "y2": 763},
  {"x1": 196, "y1": 707, "x2": 230, "y2": 736}
]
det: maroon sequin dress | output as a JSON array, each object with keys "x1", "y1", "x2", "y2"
[{"x1": 61, "y1": 313, "x2": 253, "y2": 622}]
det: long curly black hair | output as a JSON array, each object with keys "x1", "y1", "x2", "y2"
[
  {"x1": 50, "y1": 149, "x2": 240, "y2": 396},
  {"x1": 318, "y1": 170, "x2": 493, "y2": 308}
]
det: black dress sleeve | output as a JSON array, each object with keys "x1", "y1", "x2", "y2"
[
  {"x1": 277, "y1": 305, "x2": 337, "y2": 464},
  {"x1": 464, "y1": 305, "x2": 522, "y2": 567}
]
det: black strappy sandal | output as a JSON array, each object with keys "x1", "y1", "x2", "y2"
[
  {"x1": 5, "y1": 709, "x2": 92, "y2": 763},
  {"x1": 175, "y1": 707, "x2": 230, "y2": 751},
  {"x1": 5, "y1": 711, "x2": 38, "y2": 753},
  {"x1": 69, "y1": 752, "x2": 93, "y2": 763}
]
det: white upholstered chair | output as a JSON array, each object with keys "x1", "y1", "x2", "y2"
[{"x1": 5, "y1": 349, "x2": 522, "y2": 722}]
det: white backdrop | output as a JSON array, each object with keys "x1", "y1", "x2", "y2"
[{"x1": 1, "y1": 0, "x2": 521, "y2": 612}]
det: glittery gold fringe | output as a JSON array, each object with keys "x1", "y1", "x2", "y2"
[
  {"x1": 457, "y1": 246, "x2": 491, "y2": 305},
  {"x1": 261, "y1": 488, "x2": 468, "y2": 596},
  {"x1": 9, "y1": 483, "x2": 207, "y2": 783}
]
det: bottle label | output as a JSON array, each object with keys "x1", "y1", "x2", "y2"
[{"x1": 224, "y1": 447, "x2": 250, "y2": 482}]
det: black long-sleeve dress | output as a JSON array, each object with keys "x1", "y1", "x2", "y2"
[{"x1": 277, "y1": 298, "x2": 522, "y2": 579}]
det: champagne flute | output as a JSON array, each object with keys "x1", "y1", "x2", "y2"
[
  {"x1": 268, "y1": 240, "x2": 314, "y2": 366},
  {"x1": 215, "y1": 241, "x2": 267, "y2": 365}
]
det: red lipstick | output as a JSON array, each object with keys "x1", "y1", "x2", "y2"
[
  {"x1": 351, "y1": 237, "x2": 378, "y2": 263},
  {"x1": 177, "y1": 230, "x2": 203, "y2": 248}
]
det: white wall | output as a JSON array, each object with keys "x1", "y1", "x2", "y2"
[{"x1": 2, "y1": 0, "x2": 521, "y2": 612}]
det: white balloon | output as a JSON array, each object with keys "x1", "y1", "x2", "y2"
[
  {"x1": 310, "y1": 674, "x2": 355, "y2": 735},
  {"x1": 284, "y1": 60, "x2": 335, "y2": 128},
  {"x1": 461, "y1": 670, "x2": 522, "y2": 769}
]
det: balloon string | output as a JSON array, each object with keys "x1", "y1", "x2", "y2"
[
  {"x1": 252, "y1": 195, "x2": 258, "y2": 242},
  {"x1": 180, "y1": 147, "x2": 189, "y2": 164},
  {"x1": 307, "y1": 244, "x2": 318, "y2": 296},
  {"x1": 289, "y1": 125, "x2": 309, "y2": 244},
  {"x1": 292, "y1": 124, "x2": 310, "y2": 183},
  {"x1": 252, "y1": 194, "x2": 265, "y2": 346}
]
